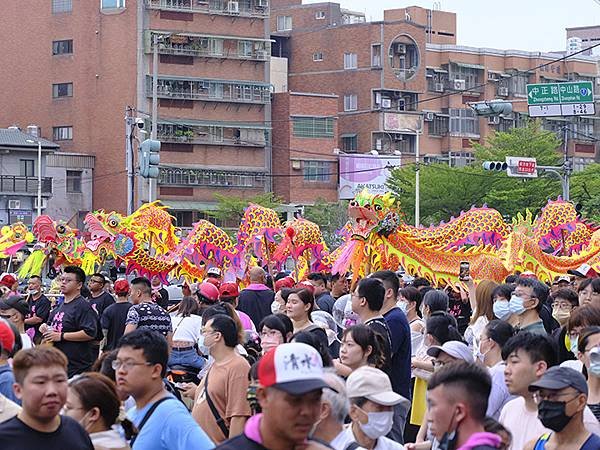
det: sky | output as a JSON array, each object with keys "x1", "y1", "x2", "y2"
[{"x1": 304, "y1": 0, "x2": 600, "y2": 53}]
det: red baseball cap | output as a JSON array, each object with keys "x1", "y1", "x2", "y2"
[
  {"x1": 219, "y1": 283, "x2": 239, "y2": 298},
  {"x1": 275, "y1": 276, "x2": 295, "y2": 292},
  {"x1": 0, "y1": 319, "x2": 15, "y2": 354},
  {"x1": 205, "y1": 277, "x2": 221, "y2": 289},
  {"x1": 0, "y1": 274, "x2": 17, "y2": 288},
  {"x1": 258, "y1": 342, "x2": 328, "y2": 395},
  {"x1": 114, "y1": 279, "x2": 130, "y2": 295}
]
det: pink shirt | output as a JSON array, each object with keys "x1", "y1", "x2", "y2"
[{"x1": 237, "y1": 310, "x2": 256, "y2": 331}]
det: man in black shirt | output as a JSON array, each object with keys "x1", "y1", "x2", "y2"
[
  {"x1": 87, "y1": 273, "x2": 115, "y2": 316},
  {"x1": 41, "y1": 266, "x2": 99, "y2": 377},
  {"x1": 0, "y1": 346, "x2": 93, "y2": 450},
  {"x1": 101, "y1": 279, "x2": 132, "y2": 352},
  {"x1": 23, "y1": 275, "x2": 51, "y2": 345}
]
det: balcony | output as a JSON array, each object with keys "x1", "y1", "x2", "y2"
[
  {"x1": 147, "y1": 75, "x2": 270, "y2": 105},
  {"x1": 157, "y1": 120, "x2": 268, "y2": 147},
  {"x1": 159, "y1": 167, "x2": 266, "y2": 188},
  {"x1": 146, "y1": 0, "x2": 269, "y2": 18},
  {"x1": 147, "y1": 32, "x2": 270, "y2": 62},
  {"x1": 0, "y1": 176, "x2": 52, "y2": 195}
]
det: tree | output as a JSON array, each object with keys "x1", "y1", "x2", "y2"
[
  {"x1": 303, "y1": 199, "x2": 349, "y2": 248},
  {"x1": 208, "y1": 192, "x2": 282, "y2": 225},
  {"x1": 386, "y1": 120, "x2": 565, "y2": 225},
  {"x1": 571, "y1": 163, "x2": 600, "y2": 223}
]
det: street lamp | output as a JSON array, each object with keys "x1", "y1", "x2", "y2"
[{"x1": 25, "y1": 139, "x2": 42, "y2": 218}]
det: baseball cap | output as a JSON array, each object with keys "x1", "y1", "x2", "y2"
[
  {"x1": 346, "y1": 366, "x2": 410, "y2": 409},
  {"x1": 0, "y1": 319, "x2": 15, "y2": 354},
  {"x1": 0, "y1": 274, "x2": 17, "y2": 288},
  {"x1": 275, "y1": 276, "x2": 295, "y2": 291},
  {"x1": 0, "y1": 295, "x2": 29, "y2": 318},
  {"x1": 207, "y1": 267, "x2": 222, "y2": 277},
  {"x1": 205, "y1": 277, "x2": 221, "y2": 289},
  {"x1": 568, "y1": 263, "x2": 598, "y2": 279},
  {"x1": 219, "y1": 282, "x2": 239, "y2": 298},
  {"x1": 114, "y1": 279, "x2": 130, "y2": 295},
  {"x1": 528, "y1": 366, "x2": 588, "y2": 395},
  {"x1": 553, "y1": 276, "x2": 571, "y2": 285},
  {"x1": 258, "y1": 342, "x2": 329, "y2": 395},
  {"x1": 427, "y1": 341, "x2": 474, "y2": 363}
]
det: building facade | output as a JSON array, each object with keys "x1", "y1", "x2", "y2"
[{"x1": 0, "y1": 0, "x2": 271, "y2": 224}]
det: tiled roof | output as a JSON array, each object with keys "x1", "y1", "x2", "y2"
[{"x1": 0, "y1": 128, "x2": 59, "y2": 149}]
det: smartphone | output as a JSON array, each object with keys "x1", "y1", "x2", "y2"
[{"x1": 459, "y1": 261, "x2": 470, "y2": 281}]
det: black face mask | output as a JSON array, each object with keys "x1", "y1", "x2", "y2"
[
  {"x1": 438, "y1": 409, "x2": 460, "y2": 450},
  {"x1": 538, "y1": 400, "x2": 572, "y2": 432}
]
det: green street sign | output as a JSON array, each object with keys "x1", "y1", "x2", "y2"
[{"x1": 527, "y1": 81, "x2": 593, "y2": 105}]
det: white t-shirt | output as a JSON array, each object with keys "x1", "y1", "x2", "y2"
[
  {"x1": 170, "y1": 314, "x2": 202, "y2": 343},
  {"x1": 333, "y1": 424, "x2": 403, "y2": 450},
  {"x1": 20, "y1": 333, "x2": 33, "y2": 349},
  {"x1": 499, "y1": 396, "x2": 600, "y2": 450}
]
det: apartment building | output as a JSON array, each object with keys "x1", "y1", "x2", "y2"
[
  {"x1": 0, "y1": 0, "x2": 271, "y2": 224},
  {"x1": 271, "y1": 2, "x2": 599, "y2": 176}
]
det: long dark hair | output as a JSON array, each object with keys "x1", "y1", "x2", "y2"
[
  {"x1": 342, "y1": 324, "x2": 385, "y2": 369},
  {"x1": 177, "y1": 296, "x2": 199, "y2": 317},
  {"x1": 426, "y1": 311, "x2": 464, "y2": 345},
  {"x1": 292, "y1": 330, "x2": 333, "y2": 367}
]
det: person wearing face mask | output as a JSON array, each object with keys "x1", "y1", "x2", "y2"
[
  {"x1": 64, "y1": 372, "x2": 130, "y2": 450},
  {"x1": 510, "y1": 278, "x2": 547, "y2": 336},
  {"x1": 343, "y1": 366, "x2": 409, "y2": 450},
  {"x1": 562, "y1": 306, "x2": 600, "y2": 372},
  {"x1": 477, "y1": 321, "x2": 516, "y2": 420},
  {"x1": 398, "y1": 287, "x2": 424, "y2": 357},
  {"x1": 424, "y1": 362, "x2": 502, "y2": 450},
  {"x1": 548, "y1": 289, "x2": 579, "y2": 365},
  {"x1": 491, "y1": 284, "x2": 516, "y2": 325},
  {"x1": 23, "y1": 275, "x2": 51, "y2": 345},
  {"x1": 525, "y1": 367, "x2": 600, "y2": 450},
  {"x1": 257, "y1": 315, "x2": 288, "y2": 354},
  {"x1": 577, "y1": 327, "x2": 600, "y2": 421}
]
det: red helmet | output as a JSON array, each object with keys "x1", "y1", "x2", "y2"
[{"x1": 197, "y1": 282, "x2": 220, "y2": 303}]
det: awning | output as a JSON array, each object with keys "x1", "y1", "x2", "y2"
[
  {"x1": 158, "y1": 117, "x2": 271, "y2": 130},
  {"x1": 541, "y1": 75, "x2": 568, "y2": 82},
  {"x1": 340, "y1": 133, "x2": 357, "y2": 138},
  {"x1": 426, "y1": 66, "x2": 448, "y2": 73},
  {"x1": 161, "y1": 200, "x2": 218, "y2": 211},
  {"x1": 452, "y1": 62, "x2": 485, "y2": 70}
]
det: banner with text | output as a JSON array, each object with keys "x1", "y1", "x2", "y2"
[{"x1": 338, "y1": 154, "x2": 401, "y2": 200}]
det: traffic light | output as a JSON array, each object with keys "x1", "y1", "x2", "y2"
[
  {"x1": 482, "y1": 161, "x2": 508, "y2": 171},
  {"x1": 139, "y1": 139, "x2": 161, "y2": 179},
  {"x1": 469, "y1": 100, "x2": 513, "y2": 117}
]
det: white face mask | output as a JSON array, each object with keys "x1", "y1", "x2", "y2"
[
  {"x1": 358, "y1": 410, "x2": 394, "y2": 439},
  {"x1": 271, "y1": 300, "x2": 281, "y2": 314},
  {"x1": 197, "y1": 334, "x2": 210, "y2": 356}
]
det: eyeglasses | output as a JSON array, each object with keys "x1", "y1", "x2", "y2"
[
  {"x1": 60, "y1": 278, "x2": 78, "y2": 284},
  {"x1": 111, "y1": 360, "x2": 153, "y2": 371},
  {"x1": 200, "y1": 328, "x2": 218, "y2": 336},
  {"x1": 260, "y1": 330, "x2": 281, "y2": 339},
  {"x1": 89, "y1": 279, "x2": 104, "y2": 284},
  {"x1": 532, "y1": 390, "x2": 579, "y2": 404},
  {"x1": 551, "y1": 302, "x2": 573, "y2": 310},
  {"x1": 433, "y1": 360, "x2": 447, "y2": 368}
]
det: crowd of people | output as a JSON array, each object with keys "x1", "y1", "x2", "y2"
[{"x1": 0, "y1": 263, "x2": 598, "y2": 450}]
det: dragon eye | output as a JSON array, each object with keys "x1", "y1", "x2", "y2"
[
  {"x1": 56, "y1": 225, "x2": 66, "y2": 233},
  {"x1": 14, "y1": 233, "x2": 21, "y2": 239},
  {"x1": 375, "y1": 204, "x2": 382, "y2": 211},
  {"x1": 364, "y1": 204, "x2": 371, "y2": 209},
  {"x1": 109, "y1": 219, "x2": 118, "y2": 227},
  {"x1": 349, "y1": 201, "x2": 357, "y2": 206}
]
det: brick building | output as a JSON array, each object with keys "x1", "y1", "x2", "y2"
[
  {"x1": 271, "y1": 2, "x2": 599, "y2": 175},
  {"x1": 272, "y1": 91, "x2": 338, "y2": 205},
  {"x1": 0, "y1": 0, "x2": 271, "y2": 225}
]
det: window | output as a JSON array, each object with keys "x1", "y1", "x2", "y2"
[
  {"x1": 313, "y1": 52, "x2": 323, "y2": 62},
  {"x1": 508, "y1": 71, "x2": 529, "y2": 96},
  {"x1": 53, "y1": 126, "x2": 73, "y2": 141},
  {"x1": 344, "y1": 53, "x2": 357, "y2": 70},
  {"x1": 303, "y1": 161, "x2": 331, "y2": 182},
  {"x1": 20, "y1": 160, "x2": 35, "y2": 177},
  {"x1": 315, "y1": 11, "x2": 326, "y2": 19},
  {"x1": 449, "y1": 108, "x2": 479, "y2": 136},
  {"x1": 66, "y1": 171, "x2": 82, "y2": 193},
  {"x1": 276, "y1": 16, "x2": 292, "y2": 31},
  {"x1": 238, "y1": 41, "x2": 253, "y2": 58},
  {"x1": 344, "y1": 94, "x2": 357, "y2": 111},
  {"x1": 449, "y1": 151, "x2": 474, "y2": 168},
  {"x1": 52, "y1": 40, "x2": 73, "y2": 55},
  {"x1": 449, "y1": 63, "x2": 482, "y2": 90},
  {"x1": 101, "y1": 0, "x2": 125, "y2": 8},
  {"x1": 342, "y1": 135, "x2": 358, "y2": 152},
  {"x1": 52, "y1": 83, "x2": 73, "y2": 98},
  {"x1": 209, "y1": 38, "x2": 224, "y2": 56},
  {"x1": 292, "y1": 117, "x2": 334, "y2": 138},
  {"x1": 428, "y1": 115, "x2": 449, "y2": 136},
  {"x1": 52, "y1": 0, "x2": 72, "y2": 13},
  {"x1": 371, "y1": 44, "x2": 381, "y2": 67}
]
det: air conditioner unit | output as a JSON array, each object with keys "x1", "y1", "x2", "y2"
[
  {"x1": 34, "y1": 198, "x2": 47, "y2": 209},
  {"x1": 488, "y1": 116, "x2": 501, "y2": 125},
  {"x1": 434, "y1": 83, "x2": 445, "y2": 92},
  {"x1": 453, "y1": 79, "x2": 466, "y2": 90},
  {"x1": 8, "y1": 200, "x2": 20, "y2": 210},
  {"x1": 424, "y1": 112, "x2": 435, "y2": 122},
  {"x1": 396, "y1": 43, "x2": 406, "y2": 54},
  {"x1": 375, "y1": 139, "x2": 383, "y2": 151},
  {"x1": 227, "y1": 1, "x2": 239, "y2": 13},
  {"x1": 487, "y1": 72, "x2": 498, "y2": 81},
  {"x1": 291, "y1": 160, "x2": 301, "y2": 170},
  {"x1": 497, "y1": 87, "x2": 509, "y2": 97},
  {"x1": 257, "y1": 0, "x2": 268, "y2": 6},
  {"x1": 381, "y1": 98, "x2": 392, "y2": 108}
]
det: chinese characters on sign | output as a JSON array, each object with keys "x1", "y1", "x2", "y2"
[{"x1": 526, "y1": 81, "x2": 594, "y2": 117}]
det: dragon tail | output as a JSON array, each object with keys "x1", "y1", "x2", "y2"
[
  {"x1": 81, "y1": 252, "x2": 98, "y2": 275},
  {"x1": 18, "y1": 250, "x2": 47, "y2": 278}
]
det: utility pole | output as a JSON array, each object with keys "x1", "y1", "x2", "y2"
[
  {"x1": 415, "y1": 125, "x2": 420, "y2": 227},
  {"x1": 149, "y1": 33, "x2": 159, "y2": 204},
  {"x1": 125, "y1": 107, "x2": 135, "y2": 215}
]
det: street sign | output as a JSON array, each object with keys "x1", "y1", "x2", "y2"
[
  {"x1": 527, "y1": 81, "x2": 595, "y2": 117},
  {"x1": 506, "y1": 156, "x2": 538, "y2": 178}
]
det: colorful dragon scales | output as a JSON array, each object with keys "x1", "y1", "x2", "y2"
[
  {"x1": 15, "y1": 190, "x2": 600, "y2": 285},
  {"x1": 332, "y1": 190, "x2": 600, "y2": 284}
]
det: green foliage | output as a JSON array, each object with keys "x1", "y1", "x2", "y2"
[
  {"x1": 571, "y1": 163, "x2": 600, "y2": 223},
  {"x1": 208, "y1": 192, "x2": 283, "y2": 224},
  {"x1": 387, "y1": 119, "x2": 566, "y2": 225},
  {"x1": 304, "y1": 199, "x2": 349, "y2": 248}
]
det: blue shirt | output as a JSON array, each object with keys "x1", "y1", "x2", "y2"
[
  {"x1": 129, "y1": 395, "x2": 214, "y2": 450},
  {"x1": 383, "y1": 307, "x2": 412, "y2": 400},
  {"x1": 0, "y1": 364, "x2": 18, "y2": 404}
]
